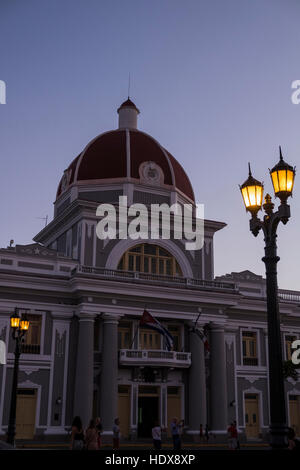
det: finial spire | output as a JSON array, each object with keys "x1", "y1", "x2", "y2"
[
  {"x1": 279, "y1": 145, "x2": 283, "y2": 161},
  {"x1": 248, "y1": 162, "x2": 252, "y2": 176},
  {"x1": 128, "y1": 73, "x2": 131, "y2": 98}
]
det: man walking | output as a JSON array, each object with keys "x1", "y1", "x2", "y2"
[{"x1": 170, "y1": 417, "x2": 184, "y2": 450}]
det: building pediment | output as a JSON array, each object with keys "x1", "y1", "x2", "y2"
[{"x1": 216, "y1": 270, "x2": 264, "y2": 283}]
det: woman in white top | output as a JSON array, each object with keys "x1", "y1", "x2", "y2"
[{"x1": 152, "y1": 421, "x2": 163, "y2": 450}]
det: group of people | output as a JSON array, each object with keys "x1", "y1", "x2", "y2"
[
  {"x1": 152, "y1": 419, "x2": 213, "y2": 450},
  {"x1": 70, "y1": 416, "x2": 102, "y2": 450},
  {"x1": 70, "y1": 416, "x2": 120, "y2": 451},
  {"x1": 70, "y1": 414, "x2": 300, "y2": 451},
  {"x1": 152, "y1": 417, "x2": 184, "y2": 450}
]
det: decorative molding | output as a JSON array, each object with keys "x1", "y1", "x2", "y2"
[
  {"x1": 0, "y1": 318, "x2": 8, "y2": 341},
  {"x1": 17, "y1": 243, "x2": 58, "y2": 258},
  {"x1": 225, "y1": 333, "x2": 235, "y2": 349},
  {"x1": 21, "y1": 367, "x2": 39, "y2": 376},
  {"x1": 246, "y1": 376, "x2": 258, "y2": 384},
  {"x1": 139, "y1": 161, "x2": 164, "y2": 186}
]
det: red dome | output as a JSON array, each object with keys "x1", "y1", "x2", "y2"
[{"x1": 56, "y1": 129, "x2": 195, "y2": 202}]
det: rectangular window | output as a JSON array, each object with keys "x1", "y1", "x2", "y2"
[
  {"x1": 135, "y1": 255, "x2": 141, "y2": 272},
  {"x1": 242, "y1": 331, "x2": 258, "y2": 366},
  {"x1": 166, "y1": 259, "x2": 171, "y2": 275},
  {"x1": 139, "y1": 329, "x2": 161, "y2": 350},
  {"x1": 168, "y1": 325, "x2": 181, "y2": 351},
  {"x1": 22, "y1": 315, "x2": 42, "y2": 354},
  {"x1": 118, "y1": 322, "x2": 132, "y2": 349},
  {"x1": 151, "y1": 258, "x2": 156, "y2": 274},
  {"x1": 128, "y1": 255, "x2": 134, "y2": 271}
]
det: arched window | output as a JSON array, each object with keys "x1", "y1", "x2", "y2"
[{"x1": 117, "y1": 243, "x2": 182, "y2": 277}]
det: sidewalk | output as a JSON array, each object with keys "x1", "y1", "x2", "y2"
[{"x1": 15, "y1": 440, "x2": 269, "y2": 450}]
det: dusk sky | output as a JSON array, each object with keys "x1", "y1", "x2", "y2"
[{"x1": 1, "y1": 0, "x2": 300, "y2": 289}]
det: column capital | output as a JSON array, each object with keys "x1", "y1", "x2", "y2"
[
  {"x1": 51, "y1": 310, "x2": 73, "y2": 321},
  {"x1": 210, "y1": 321, "x2": 226, "y2": 332},
  {"x1": 101, "y1": 313, "x2": 123, "y2": 324},
  {"x1": 187, "y1": 320, "x2": 206, "y2": 329},
  {"x1": 77, "y1": 312, "x2": 97, "y2": 322}
]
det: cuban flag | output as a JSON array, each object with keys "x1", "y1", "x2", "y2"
[{"x1": 139, "y1": 310, "x2": 174, "y2": 351}]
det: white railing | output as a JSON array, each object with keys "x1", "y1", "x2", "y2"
[
  {"x1": 119, "y1": 349, "x2": 191, "y2": 368},
  {"x1": 278, "y1": 290, "x2": 300, "y2": 303},
  {"x1": 72, "y1": 265, "x2": 237, "y2": 291}
]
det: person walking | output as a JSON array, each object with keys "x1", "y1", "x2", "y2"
[
  {"x1": 152, "y1": 421, "x2": 163, "y2": 450},
  {"x1": 227, "y1": 422, "x2": 238, "y2": 450},
  {"x1": 204, "y1": 423, "x2": 209, "y2": 443},
  {"x1": 233, "y1": 421, "x2": 239, "y2": 449},
  {"x1": 170, "y1": 417, "x2": 184, "y2": 450},
  {"x1": 85, "y1": 419, "x2": 99, "y2": 450},
  {"x1": 95, "y1": 417, "x2": 102, "y2": 449},
  {"x1": 288, "y1": 427, "x2": 300, "y2": 451},
  {"x1": 70, "y1": 416, "x2": 85, "y2": 450},
  {"x1": 199, "y1": 424, "x2": 205, "y2": 444},
  {"x1": 113, "y1": 417, "x2": 120, "y2": 450}
]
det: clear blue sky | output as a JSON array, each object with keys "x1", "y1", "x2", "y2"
[{"x1": 0, "y1": 0, "x2": 300, "y2": 289}]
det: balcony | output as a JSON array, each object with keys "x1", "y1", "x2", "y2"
[
  {"x1": 243, "y1": 357, "x2": 258, "y2": 366},
  {"x1": 278, "y1": 290, "x2": 300, "y2": 303},
  {"x1": 22, "y1": 344, "x2": 40, "y2": 354},
  {"x1": 119, "y1": 349, "x2": 191, "y2": 368},
  {"x1": 72, "y1": 265, "x2": 237, "y2": 292}
]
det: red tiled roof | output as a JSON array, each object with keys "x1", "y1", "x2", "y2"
[{"x1": 56, "y1": 129, "x2": 194, "y2": 202}]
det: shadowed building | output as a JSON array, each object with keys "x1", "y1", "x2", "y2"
[{"x1": 0, "y1": 100, "x2": 300, "y2": 442}]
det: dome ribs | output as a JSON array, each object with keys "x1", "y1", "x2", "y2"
[
  {"x1": 129, "y1": 131, "x2": 172, "y2": 185},
  {"x1": 77, "y1": 130, "x2": 127, "y2": 181}
]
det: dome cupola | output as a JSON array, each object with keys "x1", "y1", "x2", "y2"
[{"x1": 56, "y1": 99, "x2": 195, "y2": 203}]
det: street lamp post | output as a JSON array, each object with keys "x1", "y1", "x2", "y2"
[
  {"x1": 6, "y1": 308, "x2": 30, "y2": 446},
  {"x1": 240, "y1": 147, "x2": 296, "y2": 449}
]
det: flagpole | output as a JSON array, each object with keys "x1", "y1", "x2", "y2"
[
  {"x1": 194, "y1": 308, "x2": 202, "y2": 329},
  {"x1": 129, "y1": 305, "x2": 146, "y2": 349},
  {"x1": 129, "y1": 326, "x2": 139, "y2": 350}
]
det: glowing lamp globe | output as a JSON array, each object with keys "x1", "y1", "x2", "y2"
[
  {"x1": 270, "y1": 147, "x2": 295, "y2": 203},
  {"x1": 10, "y1": 310, "x2": 20, "y2": 329},
  {"x1": 20, "y1": 316, "x2": 30, "y2": 331},
  {"x1": 240, "y1": 164, "x2": 264, "y2": 216}
]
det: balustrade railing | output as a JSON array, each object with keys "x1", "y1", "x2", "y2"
[{"x1": 72, "y1": 265, "x2": 237, "y2": 291}]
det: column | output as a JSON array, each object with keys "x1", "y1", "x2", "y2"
[
  {"x1": 188, "y1": 325, "x2": 207, "y2": 433},
  {"x1": 74, "y1": 313, "x2": 95, "y2": 428},
  {"x1": 100, "y1": 314, "x2": 119, "y2": 434},
  {"x1": 210, "y1": 322, "x2": 228, "y2": 433},
  {"x1": 46, "y1": 315, "x2": 70, "y2": 433}
]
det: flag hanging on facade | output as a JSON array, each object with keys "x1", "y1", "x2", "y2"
[{"x1": 139, "y1": 310, "x2": 174, "y2": 351}]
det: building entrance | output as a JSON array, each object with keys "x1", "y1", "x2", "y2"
[
  {"x1": 138, "y1": 388, "x2": 159, "y2": 438},
  {"x1": 245, "y1": 393, "x2": 260, "y2": 438},
  {"x1": 16, "y1": 388, "x2": 37, "y2": 439}
]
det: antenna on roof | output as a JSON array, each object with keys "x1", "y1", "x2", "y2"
[
  {"x1": 128, "y1": 73, "x2": 131, "y2": 98},
  {"x1": 36, "y1": 215, "x2": 48, "y2": 227}
]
